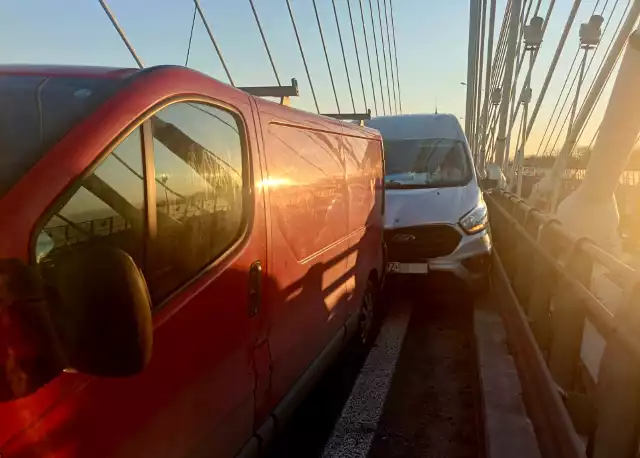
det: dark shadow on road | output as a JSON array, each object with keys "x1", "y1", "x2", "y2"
[{"x1": 369, "y1": 273, "x2": 486, "y2": 458}]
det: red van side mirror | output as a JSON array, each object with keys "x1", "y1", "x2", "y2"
[
  {"x1": 0, "y1": 246, "x2": 154, "y2": 401},
  {"x1": 46, "y1": 245, "x2": 154, "y2": 378}
]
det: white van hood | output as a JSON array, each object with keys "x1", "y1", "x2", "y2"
[{"x1": 385, "y1": 183, "x2": 481, "y2": 229}]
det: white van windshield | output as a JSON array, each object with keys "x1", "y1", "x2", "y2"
[{"x1": 384, "y1": 138, "x2": 472, "y2": 188}]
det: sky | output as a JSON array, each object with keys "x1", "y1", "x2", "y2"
[{"x1": 0, "y1": 0, "x2": 634, "y2": 160}]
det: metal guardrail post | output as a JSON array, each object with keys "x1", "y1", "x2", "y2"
[
  {"x1": 503, "y1": 221, "x2": 519, "y2": 280},
  {"x1": 489, "y1": 190, "x2": 640, "y2": 457},
  {"x1": 590, "y1": 282, "x2": 640, "y2": 458},
  {"x1": 528, "y1": 219, "x2": 560, "y2": 351},
  {"x1": 547, "y1": 238, "x2": 593, "y2": 392},
  {"x1": 487, "y1": 191, "x2": 587, "y2": 458},
  {"x1": 502, "y1": 196, "x2": 524, "y2": 279},
  {"x1": 513, "y1": 207, "x2": 538, "y2": 310}
]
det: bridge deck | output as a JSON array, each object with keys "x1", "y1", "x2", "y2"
[{"x1": 265, "y1": 269, "x2": 541, "y2": 458}]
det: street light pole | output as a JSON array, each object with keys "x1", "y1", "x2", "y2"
[
  {"x1": 567, "y1": 17, "x2": 603, "y2": 146},
  {"x1": 510, "y1": 16, "x2": 542, "y2": 195}
]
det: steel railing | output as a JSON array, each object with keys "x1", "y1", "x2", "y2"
[{"x1": 486, "y1": 189, "x2": 640, "y2": 458}]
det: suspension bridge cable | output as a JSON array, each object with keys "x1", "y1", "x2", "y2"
[
  {"x1": 331, "y1": 0, "x2": 357, "y2": 112},
  {"x1": 473, "y1": 0, "x2": 488, "y2": 153},
  {"x1": 535, "y1": 51, "x2": 582, "y2": 155},
  {"x1": 508, "y1": 0, "x2": 544, "y2": 108},
  {"x1": 510, "y1": 0, "x2": 540, "y2": 82},
  {"x1": 487, "y1": 43, "x2": 504, "y2": 143},
  {"x1": 359, "y1": 0, "x2": 379, "y2": 115},
  {"x1": 548, "y1": 0, "x2": 640, "y2": 209},
  {"x1": 249, "y1": 0, "x2": 281, "y2": 85},
  {"x1": 368, "y1": 0, "x2": 387, "y2": 115},
  {"x1": 524, "y1": 0, "x2": 583, "y2": 142},
  {"x1": 568, "y1": 4, "x2": 629, "y2": 156},
  {"x1": 490, "y1": 6, "x2": 509, "y2": 85},
  {"x1": 480, "y1": 0, "x2": 497, "y2": 156},
  {"x1": 389, "y1": 0, "x2": 402, "y2": 113},
  {"x1": 493, "y1": 0, "x2": 523, "y2": 167},
  {"x1": 185, "y1": 4, "x2": 197, "y2": 66},
  {"x1": 562, "y1": 0, "x2": 640, "y2": 159},
  {"x1": 534, "y1": 0, "x2": 600, "y2": 154},
  {"x1": 542, "y1": 0, "x2": 618, "y2": 156},
  {"x1": 194, "y1": 0, "x2": 235, "y2": 85},
  {"x1": 577, "y1": 57, "x2": 624, "y2": 153},
  {"x1": 312, "y1": 0, "x2": 341, "y2": 113},
  {"x1": 489, "y1": 10, "x2": 512, "y2": 108},
  {"x1": 493, "y1": 0, "x2": 516, "y2": 78},
  {"x1": 564, "y1": 0, "x2": 626, "y2": 157},
  {"x1": 347, "y1": 0, "x2": 369, "y2": 112},
  {"x1": 485, "y1": 103, "x2": 501, "y2": 153},
  {"x1": 98, "y1": 0, "x2": 144, "y2": 68},
  {"x1": 508, "y1": 0, "x2": 557, "y2": 133},
  {"x1": 490, "y1": 0, "x2": 513, "y2": 89},
  {"x1": 572, "y1": 0, "x2": 630, "y2": 144},
  {"x1": 285, "y1": 0, "x2": 320, "y2": 113},
  {"x1": 487, "y1": 108, "x2": 501, "y2": 161},
  {"x1": 492, "y1": 35, "x2": 511, "y2": 92},
  {"x1": 503, "y1": 0, "x2": 534, "y2": 159},
  {"x1": 376, "y1": 0, "x2": 393, "y2": 114},
  {"x1": 383, "y1": 0, "x2": 398, "y2": 114},
  {"x1": 486, "y1": 17, "x2": 511, "y2": 148}
]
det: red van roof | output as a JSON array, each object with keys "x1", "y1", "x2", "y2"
[{"x1": 0, "y1": 64, "x2": 140, "y2": 79}]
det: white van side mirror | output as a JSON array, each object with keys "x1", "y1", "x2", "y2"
[{"x1": 480, "y1": 163, "x2": 504, "y2": 190}]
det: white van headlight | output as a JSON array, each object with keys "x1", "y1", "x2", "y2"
[{"x1": 459, "y1": 204, "x2": 488, "y2": 234}]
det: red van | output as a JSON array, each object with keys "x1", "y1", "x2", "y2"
[{"x1": 0, "y1": 65, "x2": 384, "y2": 457}]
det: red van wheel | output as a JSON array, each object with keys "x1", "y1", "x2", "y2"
[{"x1": 359, "y1": 279, "x2": 377, "y2": 345}]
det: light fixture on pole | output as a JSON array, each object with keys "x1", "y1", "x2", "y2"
[{"x1": 567, "y1": 15, "x2": 604, "y2": 141}]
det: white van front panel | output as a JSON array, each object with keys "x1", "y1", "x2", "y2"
[{"x1": 384, "y1": 181, "x2": 482, "y2": 229}]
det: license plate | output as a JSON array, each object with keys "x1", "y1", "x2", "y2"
[{"x1": 387, "y1": 262, "x2": 429, "y2": 274}]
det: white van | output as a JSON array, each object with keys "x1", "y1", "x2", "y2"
[{"x1": 366, "y1": 113, "x2": 492, "y2": 293}]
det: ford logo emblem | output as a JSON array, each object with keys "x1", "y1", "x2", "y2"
[{"x1": 392, "y1": 233, "x2": 415, "y2": 243}]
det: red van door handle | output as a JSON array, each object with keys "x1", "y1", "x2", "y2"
[{"x1": 248, "y1": 261, "x2": 263, "y2": 317}]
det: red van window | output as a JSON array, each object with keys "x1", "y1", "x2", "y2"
[
  {"x1": 0, "y1": 75, "x2": 124, "y2": 198},
  {"x1": 34, "y1": 101, "x2": 247, "y2": 308},
  {"x1": 144, "y1": 102, "x2": 246, "y2": 304},
  {"x1": 35, "y1": 127, "x2": 146, "y2": 275}
]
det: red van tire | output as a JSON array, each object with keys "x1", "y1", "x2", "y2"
[{"x1": 358, "y1": 278, "x2": 378, "y2": 346}]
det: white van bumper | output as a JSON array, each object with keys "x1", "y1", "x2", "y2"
[
  {"x1": 385, "y1": 226, "x2": 492, "y2": 292},
  {"x1": 427, "y1": 230, "x2": 492, "y2": 290}
]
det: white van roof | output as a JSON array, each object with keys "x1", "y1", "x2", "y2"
[{"x1": 365, "y1": 113, "x2": 466, "y2": 142}]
